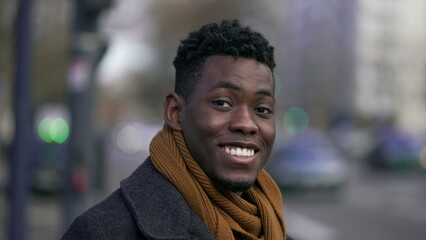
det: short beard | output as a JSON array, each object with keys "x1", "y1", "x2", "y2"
[{"x1": 209, "y1": 173, "x2": 256, "y2": 193}]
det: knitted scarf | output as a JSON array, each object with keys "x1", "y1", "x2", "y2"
[{"x1": 150, "y1": 124, "x2": 286, "y2": 240}]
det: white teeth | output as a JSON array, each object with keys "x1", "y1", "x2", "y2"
[
  {"x1": 223, "y1": 146, "x2": 255, "y2": 157},
  {"x1": 236, "y1": 148, "x2": 242, "y2": 155}
]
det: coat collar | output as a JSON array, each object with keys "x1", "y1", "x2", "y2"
[{"x1": 120, "y1": 158, "x2": 213, "y2": 239}]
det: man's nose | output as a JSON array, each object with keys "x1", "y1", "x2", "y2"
[{"x1": 228, "y1": 107, "x2": 258, "y2": 135}]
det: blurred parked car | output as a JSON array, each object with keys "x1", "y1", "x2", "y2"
[
  {"x1": 265, "y1": 128, "x2": 348, "y2": 193},
  {"x1": 329, "y1": 122, "x2": 375, "y2": 161},
  {"x1": 367, "y1": 126, "x2": 426, "y2": 171}
]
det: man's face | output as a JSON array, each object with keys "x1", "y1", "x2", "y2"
[{"x1": 180, "y1": 55, "x2": 276, "y2": 192}]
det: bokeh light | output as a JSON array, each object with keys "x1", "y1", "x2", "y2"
[
  {"x1": 50, "y1": 118, "x2": 70, "y2": 143},
  {"x1": 114, "y1": 124, "x2": 143, "y2": 154},
  {"x1": 38, "y1": 117, "x2": 53, "y2": 143},
  {"x1": 283, "y1": 107, "x2": 309, "y2": 135},
  {"x1": 37, "y1": 117, "x2": 70, "y2": 143}
]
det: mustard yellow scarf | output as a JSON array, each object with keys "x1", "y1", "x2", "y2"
[{"x1": 150, "y1": 124, "x2": 286, "y2": 240}]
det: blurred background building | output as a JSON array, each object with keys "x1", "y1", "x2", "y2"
[
  {"x1": 356, "y1": 0, "x2": 426, "y2": 134},
  {"x1": 280, "y1": 0, "x2": 357, "y2": 129},
  {"x1": 0, "y1": 0, "x2": 425, "y2": 240}
]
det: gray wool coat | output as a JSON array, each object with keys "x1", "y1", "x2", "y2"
[
  {"x1": 61, "y1": 158, "x2": 215, "y2": 239},
  {"x1": 62, "y1": 158, "x2": 294, "y2": 240}
]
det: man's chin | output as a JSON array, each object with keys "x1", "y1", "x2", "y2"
[{"x1": 215, "y1": 177, "x2": 256, "y2": 193}]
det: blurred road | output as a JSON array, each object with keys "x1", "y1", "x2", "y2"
[
  {"x1": 283, "y1": 161, "x2": 426, "y2": 240},
  {"x1": 1, "y1": 159, "x2": 425, "y2": 240}
]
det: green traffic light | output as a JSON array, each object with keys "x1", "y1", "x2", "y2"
[
  {"x1": 51, "y1": 118, "x2": 69, "y2": 143},
  {"x1": 37, "y1": 117, "x2": 70, "y2": 143},
  {"x1": 38, "y1": 117, "x2": 53, "y2": 143}
]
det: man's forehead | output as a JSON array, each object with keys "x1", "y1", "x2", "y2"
[{"x1": 202, "y1": 56, "x2": 273, "y2": 77}]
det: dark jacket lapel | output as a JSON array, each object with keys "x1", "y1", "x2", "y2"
[{"x1": 120, "y1": 158, "x2": 214, "y2": 239}]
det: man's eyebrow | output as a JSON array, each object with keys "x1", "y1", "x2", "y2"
[
  {"x1": 210, "y1": 81, "x2": 241, "y2": 91},
  {"x1": 210, "y1": 81, "x2": 274, "y2": 97},
  {"x1": 256, "y1": 89, "x2": 274, "y2": 98}
]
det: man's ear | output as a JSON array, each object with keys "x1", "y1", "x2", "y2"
[{"x1": 163, "y1": 92, "x2": 184, "y2": 131}]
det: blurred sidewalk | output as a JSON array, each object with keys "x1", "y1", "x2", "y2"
[
  {"x1": 0, "y1": 156, "x2": 62, "y2": 240},
  {"x1": 0, "y1": 194, "x2": 62, "y2": 240}
]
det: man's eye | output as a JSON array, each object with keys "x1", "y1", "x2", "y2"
[
  {"x1": 256, "y1": 107, "x2": 273, "y2": 114},
  {"x1": 212, "y1": 100, "x2": 231, "y2": 108}
]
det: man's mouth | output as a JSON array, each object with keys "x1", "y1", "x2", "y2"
[{"x1": 222, "y1": 146, "x2": 255, "y2": 157}]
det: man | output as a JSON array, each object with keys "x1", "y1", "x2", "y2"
[{"x1": 63, "y1": 19, "x2": 290, "y2": 240}]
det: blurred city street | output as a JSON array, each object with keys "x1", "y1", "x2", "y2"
[
  {"x1": 1, "y1": 0, "x2": 426, "y2": 239},
  {"x1": 283, "y1": 161, "x2": 426, "y2": 240}
]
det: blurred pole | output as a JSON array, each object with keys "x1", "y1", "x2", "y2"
[
  {"x1": 63, "y1": 0, "x2": 111, "y2": 230},
  {"x1": 63, "y1": 0, "x2": 94, "y2": 229},
  {"x1": 9, "y1": 0, "x2": 33, "y2": 239}
]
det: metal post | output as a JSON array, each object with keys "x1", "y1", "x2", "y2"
[
  {"x1": 9, "y1": 0, "x2": 33, "y2": 239},
  {"x1": 63, "y1": 0, "x2": 111, "y2": 230}
]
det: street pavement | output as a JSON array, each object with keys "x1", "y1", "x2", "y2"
[{"x1": 283, "y1": 162, "x2": 426, "y2": 240}]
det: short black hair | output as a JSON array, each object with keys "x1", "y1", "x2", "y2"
[{"x1": 173, "y1": 19, "x2": 276, "y2": 102}]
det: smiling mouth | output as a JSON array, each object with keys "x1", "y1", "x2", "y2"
[{"x1": 222, "y1": 146, "x2": 256, "y2": 157}]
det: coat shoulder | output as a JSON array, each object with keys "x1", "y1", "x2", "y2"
[
  {"x1": 62, "y1": 158, "x2": 215, "y2": 239},
  {"x1": 61, "y1": 189, "x2": 143, "y2": 239}
]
